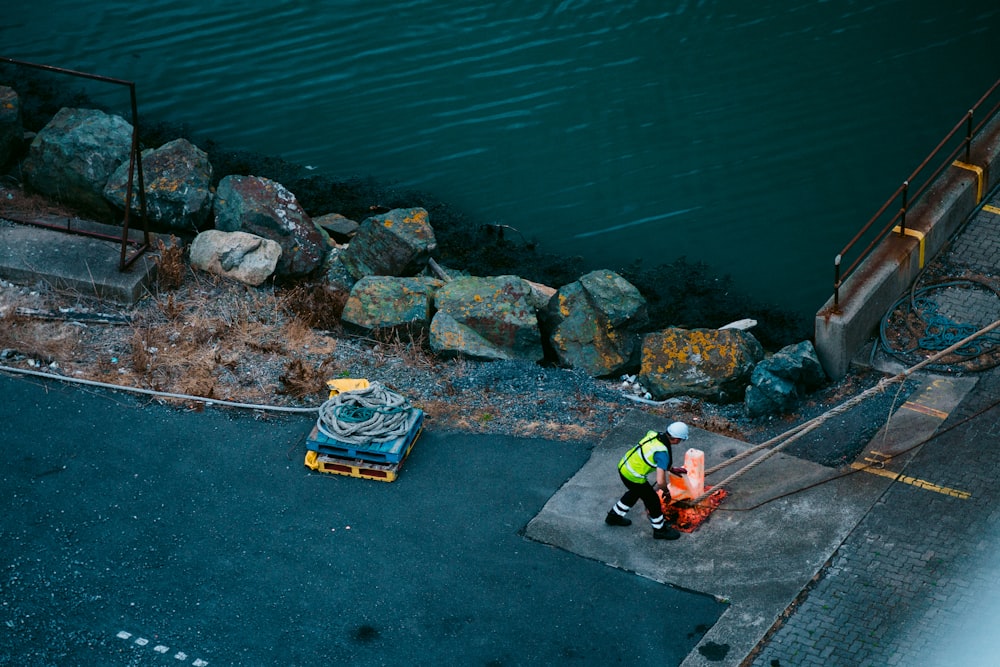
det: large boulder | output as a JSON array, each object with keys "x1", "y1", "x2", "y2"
[
  {"x1": 189, "y1": 230, "x2": 282, "y2": 286},
  {"x1": 544, "y1": 269, "x2": 647, "y2": 377},
  {"x1": 745, "y1": 340, "x2": 828, "y2": 417},
  {"x1": 639, "y1": 327, "x2": 764, "y2": 402},
  {"x1": 213, "y1": 175, "x2": 328, "y2": 279},
  {"x1": 22, "y1": 107, "x2": 133, "y2": 220},
  {"x1": 341, "y1": 276, "x2": 442, "y2": 331},
  {"x1": 0, "y1": 87, "x2": 22, "y2": 167},
  {"x1": 104, "y1": 138, "x2": 214, "y2": 231},
  {"x1": 745, "y1": 368, "x2": 798, "y2": 417},
  {"x1": 430, "y1": 275, "x2": 543, "y2": 362},
  {"x1": 340, "y1": 207, "x2": 437, "y2": 278}
]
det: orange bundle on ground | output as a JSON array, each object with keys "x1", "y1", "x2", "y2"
[{"x1": 657, "y1": 488, "x2": 728, "y2": 533}]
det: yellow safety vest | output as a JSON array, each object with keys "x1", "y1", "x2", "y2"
[{"x1": 618, "y1": 430, "x2": 669, "y2": 484}]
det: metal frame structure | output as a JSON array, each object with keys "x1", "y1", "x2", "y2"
[
  {"x1": 0, "y1": 56, "x2": 150, "y2": 271},
  {"x1": 833, "y1": 77, "x2": 1000, "y2": 311}
]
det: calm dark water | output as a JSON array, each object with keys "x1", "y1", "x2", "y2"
[{"x1": 4, "y1": 1, "x2": 999, "y2": 315}]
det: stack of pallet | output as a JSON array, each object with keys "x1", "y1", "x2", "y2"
[
  {"x1": 303, "y1": 412, "x2": 423, "y2": 482},
  {"x1": 303, "y1": 379, "x2": 424, "y2": 482}
]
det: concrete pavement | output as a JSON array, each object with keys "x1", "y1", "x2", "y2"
[
  {"x1": 0, "y1": 215, "x2": 156, "y2": 304},
  {"x1": 525, "y1": 371, "x2": 974, "y2": 667},
  {"x1": 527, "y1": 411, "x2": 888, "y2": 667}
]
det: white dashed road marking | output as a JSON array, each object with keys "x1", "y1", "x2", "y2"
[{"x1": 116, "y1": 630, "x2": 208, "y2": 665}]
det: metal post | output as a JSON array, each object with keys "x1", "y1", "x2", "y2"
[
  {"x1": 965, "y1": 109, "x2": 974, "y2": 163},
  {"x1": 119, "y1": 81, "x2": 150, "y2": 271},
  {"x1": 834, "y1": 254, "x2": 842, "y2": 311},
  {"x1": 899, "y1": 181, "x2": 909, "y2": 235}
]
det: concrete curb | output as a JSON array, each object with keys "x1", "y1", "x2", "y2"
[{"x1": 0, "y1": 218, "x2": 156, "y2": 304}]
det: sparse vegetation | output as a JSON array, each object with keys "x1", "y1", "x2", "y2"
[
  {"x1": 154, "y1": 236, "x2": 186, "y2": 291},
  {"x1": 278, "y1": 357, "x2": 335, "y2": 399},
  {"x1": 279, "y1": 283, "x2": 348, "y2": 331}
]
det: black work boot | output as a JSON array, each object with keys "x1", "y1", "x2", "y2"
[
  {"x1": 653, "y1": 526, "x2": 680, "y2": 540},
  {"x1": 605, "y1": 511, "x2": 632, "y2": 527}
]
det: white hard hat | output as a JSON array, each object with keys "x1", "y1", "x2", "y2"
[{"x1": 666, "y1": 422, "x2": 689, "y2": 440}]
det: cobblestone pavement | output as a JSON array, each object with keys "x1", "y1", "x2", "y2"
[{"x1": 751, "y1": 189, "x2": 1000, "y2": 666}]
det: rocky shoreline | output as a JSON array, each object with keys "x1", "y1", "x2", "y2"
[{"x1": 0, "y1": 66, "x2": 881, "y2": 458}]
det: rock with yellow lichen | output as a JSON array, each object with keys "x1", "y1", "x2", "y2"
[
  {"x1": 104, "y1": 138, "x2": 215, "y2": 231},
  {"x1": 341, "y1": 275, "x2": 443, "y2": 331},
  {"x1": 430, "y1": 275, "x2": 543, "y2": 361},
  {"x1": 341, "y1": 207, "x2": 437, "y2": 279},
  {"x1": 639, "y1": 326, "x2": 764, "y2": 402},
  {"x1": 543, "y1": 269, "x2": 647, "y2": 377}
]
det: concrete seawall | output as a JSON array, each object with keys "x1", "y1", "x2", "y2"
[{"x1": 815, "y1": 114, "x2": 1000, "y2": 379}]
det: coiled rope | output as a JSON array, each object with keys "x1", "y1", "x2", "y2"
[
  {"x1": 879, "y1": 279, "x2": 1000, "y2": 372},
  {"x1": 682, "y1": 318, "x2": 1000, "y2": 508},
  {"x1": 316, "y1": 381, "x2": 417, "y2": 445}
]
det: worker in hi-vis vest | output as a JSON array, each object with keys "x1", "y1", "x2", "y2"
[{"x1": 605, "y1": 421, "x2": 690, "y2": 540}]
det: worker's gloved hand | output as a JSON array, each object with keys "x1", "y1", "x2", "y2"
[{"x1": 669, "y1": 467, "x2": 687, "y2": 475}]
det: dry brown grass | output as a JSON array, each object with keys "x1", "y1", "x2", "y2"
[
  {"x1": 133, "y1": 262, "x2": 353, "y2": 398},
  {"x1": 154, "y1": 237, "x2": 186, "y2": 291},
  {"x1": 0, "y1": 186, "x2": 79, "y2": 220},
  {"x1": 158, "y1": 293, "x2": 184, "y2": 321},
  {"x1": 0, "y1": 306, "x2": 79, "y2": 363},
  {"x1": 419, "y1": 399, "x2": 474, "y2": 429},
  {"x1": 91, "y1": 268, "x2": 357, "y2": 404},
  {"x1": 279, "y1": 283, "x2": 348, "y2": 331},
  {"x1": 278, "y1": 357, "x2": 335, "y2": 399},
  {"x1": 280, "y1": 318, "x2": 316, "y2": 351},
  {"x1": 371, "y1": 325, "x2": 438, "y2": 370}
]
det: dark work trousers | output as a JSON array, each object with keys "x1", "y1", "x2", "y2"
[{"x1": 617, "y1": 472, "x2": 664, "y2": 521}]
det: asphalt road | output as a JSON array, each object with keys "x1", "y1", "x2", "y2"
[{"x1": 0, "y1": 373, "x2": 724, "y2": 666}]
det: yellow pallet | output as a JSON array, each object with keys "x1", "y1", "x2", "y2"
[{"x1": 303, "y1": 428, "x2": 420, "y2": 483}]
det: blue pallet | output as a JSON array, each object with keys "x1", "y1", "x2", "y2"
[{"x1": 305, "y1": 409, "x2": 424, "y2": 464}]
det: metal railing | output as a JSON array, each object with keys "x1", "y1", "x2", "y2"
[
  {"x1": 833, "y1": 77, "x2": 1000, "y2": 311},
  {"x1": 0, "y1": 56, "x2": 150, "y2": 271}
]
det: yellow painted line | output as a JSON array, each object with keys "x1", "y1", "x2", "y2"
[
  {"x1": 851, "y1": 462, "x2": 971, "y2": 499},
  {"x1": 953, "y1": 160, "x2": 984, "y2": 203},
  {"x1": 901, "y1": 400, "x2": 950, "y2": 420},
  {"x1": 984, "y1": 204, "x2": 1000, "y2": 215},
  {"x1": 892, "y1": 225, "x2": 925, "y2": 268}
]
